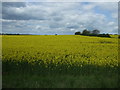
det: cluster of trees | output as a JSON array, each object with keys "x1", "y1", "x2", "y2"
[
  {"x1": 75, "y1": 29, "x2": 100, "y2": 35},
  {"x1": 75, "y1": 29, "x2": 111, "y2": 38}
]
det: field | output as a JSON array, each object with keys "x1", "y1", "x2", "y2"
[{"x1": 2, "y1": 35, "x2": 119, "y2": 88}]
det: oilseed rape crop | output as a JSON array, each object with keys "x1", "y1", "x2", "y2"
[{"x1": 2, "y1": 35, "x2": 119, "y2": 88}]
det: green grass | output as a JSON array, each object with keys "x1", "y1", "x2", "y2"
[
  {"x1": 2, "y1": 35, "x2": 119, "y2": 88},
  {"x1": 3, "y1": 73, "x2": 118, "y2": 88}
]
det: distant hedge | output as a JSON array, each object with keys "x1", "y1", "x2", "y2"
[
  {"x1": 84, "y1": 34, "x2": 111, "y2": 38},
  {"x1": 97, "y1": 34, "x2": 111, "y2": 38}
]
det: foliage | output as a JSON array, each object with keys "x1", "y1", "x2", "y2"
[
  {"x1": 97, "y1": 34, "x2": 111, "y2": 38},
  {"x1": 92, "y1": 29, "x2": 100, "y2": 35},
  {"x1": 82, "y1": 29, "x2": 91, "y2": 35},
  {"x1": 75, "y1": 29, "x2": 111, "y2": 38},
  {"x1": 75, "y1": 31, "x2": 81, "y2": 35}
]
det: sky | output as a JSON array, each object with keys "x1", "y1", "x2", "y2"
[{"x1": 1, "y1": 1, "x2": 118, "y2": 35}]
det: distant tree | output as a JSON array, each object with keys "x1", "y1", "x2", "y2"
[
  {"x1": 92, "y1": 29, "x2": 100, "y2": 35},
  {"x1": 75, "y1": 31, "x2": 81, "y2": 35},
  {"x1": 82, "y1": 29, "x2": 91, "y2": 35},
  {"x1": 106, "y1": 34, "x2": 111, "y2": 38},
  {"x1": 55, "y1": 34, "x2": 57, "y2": 35}
]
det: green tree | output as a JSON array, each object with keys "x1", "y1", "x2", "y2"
[
  {"x1": 75, "y1": 31, "x2": 81, "y2": 35},
  {"x1": 92, "y1": 29, "x2": 100, "y2": 35},
  {"x1": 82, "y1": 29, "x2": 91, "y2": 35}
]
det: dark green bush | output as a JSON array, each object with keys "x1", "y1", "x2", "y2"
[{"x1": 97, "y1": 34, "x2": 111, "y2": 38}]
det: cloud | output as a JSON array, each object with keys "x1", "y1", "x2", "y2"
[
  {"x1": 2, "y1": 0, "x2": 26, "y2": 2},
  {"x1": 93, "y1": 2, "x2": 118, "y2": 11},
  {"x1": 2, "y1": 2, "x2": 26, "y2": 7},
  {"x1": 2, "y1": 2, "x2": 118, "y2": 34},
  {"x1": 2, "y1": 0, "x2": 119, "y2": 2}
]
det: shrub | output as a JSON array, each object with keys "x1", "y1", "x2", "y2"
[
  {"x1": 75, "y1": 32, "x2": 81, "y2": 35},
  {"x1": 97, "y1": 34, "x2": 111, "y2": 38}
]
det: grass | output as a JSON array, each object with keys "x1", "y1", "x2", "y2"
[{"x1": 3, "y1": 73, "x2": 118, "y2": 88}]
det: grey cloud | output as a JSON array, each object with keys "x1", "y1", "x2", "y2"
[
  {"x1": 53, "y1": 16, "x2": 63, "y2": 21},
  {"x1": 2, "y1": 2, "x2": 118, "y2": 34},
  {"x1": 2, "y1": 2, "x2": 27, "y2": 20},
  {"x1": 2, "y1": 2, "x2": 49, "y2": 20},
  {"x1": 66, "y1": 25, "x2": 79, "y2": 29},
  {"x1": 2, "y1": 2, "x2": 26, "y2": 7},
  {"x1": 2, "y1": 2, "x2": 81, "y2": 20}
]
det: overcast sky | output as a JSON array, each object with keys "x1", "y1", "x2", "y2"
[{"x1": 1, "y1": 2, "x2": 118, "y2": 35}]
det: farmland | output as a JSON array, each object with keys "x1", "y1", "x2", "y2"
[{"x1": 2, "y1": 35, "x2": 119, "y2": 88}]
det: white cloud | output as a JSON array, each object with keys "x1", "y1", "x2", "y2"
[
  {"x1": 93, "y1": 2, "x2": 118, "y2": 11},
  {"x1": 112, "y1": 13, "x2": 118, "y2": 19},
  {"x1": 35, "y1": 25, "x2": 40, "y2": 29},
  {"x1": 108, "y1": 22, "x2": 115, "y2": 26},
  {"x1": 70, "y1": 28, "x2": 75, "y2": 31},
  {"x1": 2, "y1": 2, "x2": 118, "y2": 34},
  {"x1": 82, "y1": 4, "x2": 95, "y2": 10},
  {"x1": 114, "y1": 26, "x2": 118, "y2": 30}
]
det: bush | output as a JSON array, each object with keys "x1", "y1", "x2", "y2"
[
  {"x1": 97, "y1": 34, "x2": 111, "y2": 38},
  {"x1": 75, "y1": 32, "x2": 81, "y2": 35}
]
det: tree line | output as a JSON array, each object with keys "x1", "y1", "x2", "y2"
[{"x1": 75, "y1": 29, "x2": 111, "y2": 38}]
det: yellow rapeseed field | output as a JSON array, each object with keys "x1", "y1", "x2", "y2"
[
  {"x1": 2, "y1": 35, "x2": 118, "y2": 68},
  {"x1": 2, "y1": 35, "x2": 119, "y2": 88}
]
